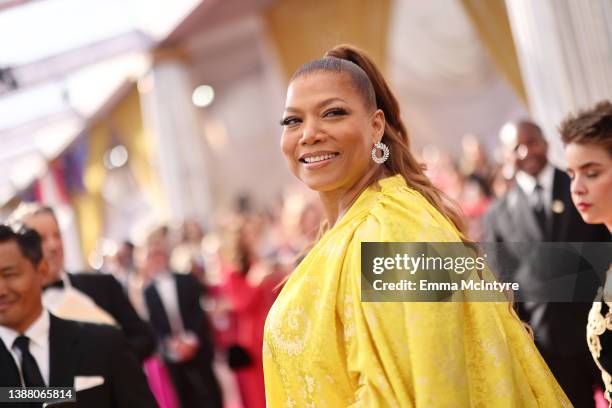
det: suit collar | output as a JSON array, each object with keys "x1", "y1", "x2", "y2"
[
  {"x1": 0, "y1": 309, "x2": 48, "y2": 349},
  {"x1": 515, "y1": 163, "x2": 555, "y2": 196},
  {"x1": 49, "y1": 314, "x2": 79, "y2": 386},
  {"x1": 145, "y1": 283, "x2": 172, "y2": 336},
  {"x1": 0, "y1": 332, "x2": 21, "y2": 386}
]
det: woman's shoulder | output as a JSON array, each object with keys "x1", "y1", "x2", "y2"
[{"x1": 350, "y1": 174, "x2": 461, "y2": 244}]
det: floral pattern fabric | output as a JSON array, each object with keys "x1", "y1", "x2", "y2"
[{"x1": 263, "y1": 174, "x2": 570, "y2": 407}]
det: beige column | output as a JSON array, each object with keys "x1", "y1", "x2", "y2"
[{"x1": 139, "y1": 49, "x2": 214, "y2": 223}]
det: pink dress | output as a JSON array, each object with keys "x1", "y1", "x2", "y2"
[
  {"x1": 144, "y1": 356, "x2": 180, "y2": 408},
  {"x1": 222, "y1": 266, "x2": 284, "y2": 408}
]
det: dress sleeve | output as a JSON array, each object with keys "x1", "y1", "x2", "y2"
[{"x1": 337, "y1": 216, "x2": 473, "y2": 407}]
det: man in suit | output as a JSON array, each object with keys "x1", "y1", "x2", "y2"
[
  {"x1": 0, "y1": 224, "x2": 157, "y2": 408},
  {"x1": 11, "y1": 204, "x2": 155, "y2": 361},
  {"x1": 143, "y1": 228, "x2": 222, "y2": 408},
  {"x1": 484, "y1": 120, "x2": 611, "y2": 407}
]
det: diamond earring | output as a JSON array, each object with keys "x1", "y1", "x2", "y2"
[{"x1": 371, "y1": 141, "x2": 389, "y2": 164}]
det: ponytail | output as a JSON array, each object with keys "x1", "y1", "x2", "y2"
[{"x1": 319, "y1": 44, "x2": 470, "y2": 240}]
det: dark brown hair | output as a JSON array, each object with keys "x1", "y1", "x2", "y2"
[
  {"x1": 292, "y1": 44, "x2": 469, "y2": 239},
  {"x1": 0, "y1": 225, "x2": 44, "y2": 266},
  {"x1": 559, "y1": 100, "x2": 612, "y2": 156}
]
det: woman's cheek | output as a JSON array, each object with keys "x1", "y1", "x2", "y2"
[{"x1": 280, "y1": 133, "x2": 299, "y2": 173}]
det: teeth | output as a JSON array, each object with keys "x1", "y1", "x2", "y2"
[{"x1": 304, "y1": 153, "x2": 336, "y2": 163}]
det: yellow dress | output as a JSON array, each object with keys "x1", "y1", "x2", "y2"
[{"x1": 263, "y1": 174, "x2": 571, "y2": 407}]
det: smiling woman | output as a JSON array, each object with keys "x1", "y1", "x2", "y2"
[{"x1": 263, "y1": 44, "x2": 570, "y2": 407}]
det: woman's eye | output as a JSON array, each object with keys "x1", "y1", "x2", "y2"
[
  {"x1": 280, "y1": 117, "x2": 301, "y2": 127},
  {"x1": 586, "y1": 171, "x2": 599, "y2": 178},
  {"x1": 323, "y1": 108, "x2": 347, "y2": 118}
]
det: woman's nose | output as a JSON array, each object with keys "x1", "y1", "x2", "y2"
[
  {"x1": 300, "y1": 120, "x2": 324, "y2": 145},
  {"x1": 571, "y1": 177, "x2": 587, "y2": 196}
]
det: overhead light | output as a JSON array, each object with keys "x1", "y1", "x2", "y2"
[
  {"x1": 103, "y1": 144, "x2": 129, "y2": 169},
  {"x1": 499, "y1": 123, "x2": 518, "y2": 147},
  {"x1": 192, "y1": 85, "x2": 214, "y2": 107},
  {"x1": 88, "y1": 250, "x2": 103, "y2": 270}
]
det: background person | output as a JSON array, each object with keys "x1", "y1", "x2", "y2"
[
  {"x1": 11, "y1": 204, "x2": 156, "y2": 362},
  {"x1": 143, "y1": 227, "x2": 223, "y2": 408},
  {"x1": 559, "y1": 100, "x2": 612, "y2": 404},
  {"x1": 484, "y1": 120, "x2": 610, "y2": 407},
  {"x1": 0, "y1": 225, "x2": 157, "y2": 408}
]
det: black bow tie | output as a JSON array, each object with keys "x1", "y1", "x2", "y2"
[{"x1": 43, "y1": 279, "x2": 65, "y2": 291}]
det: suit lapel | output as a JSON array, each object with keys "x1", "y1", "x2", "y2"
[
  {"x1": 175, "y1": 274, "x2": 191, "y2": 331},
  {"x1": 48, "y1": 314, "x2": 79, "y2": 387},
  {"x1": 146, "y1": 284, "x2": 172, "y2": 336},
  {"x1": 551, "y1": 169, "x2": 570, "y2": 242},
  {"x1": 0, "y1": 336, "x2": 21, "y2": 386},
  {"x1": 507, "y1": 186, "x2": 543, "y2": 241}
]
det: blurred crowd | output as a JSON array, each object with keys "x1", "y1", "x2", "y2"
[
  {"x1": 92, "y1": 191, "x2": 324, "y2": 408},
  {"x1": 3, "y1": 120, "x2": 597, "y2": 408}
]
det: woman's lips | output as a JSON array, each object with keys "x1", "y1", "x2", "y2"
[{"x1": 576, "y1": 203, "x2": 592, "y2": 212}]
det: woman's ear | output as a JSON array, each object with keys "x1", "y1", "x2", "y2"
[{"x1": 371, "y1": 109, "x2": 385, "y2": 143}]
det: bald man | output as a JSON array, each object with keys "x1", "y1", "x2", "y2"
[{"x1": 484, "y1": 120, "x2": 610, "y2": 407}]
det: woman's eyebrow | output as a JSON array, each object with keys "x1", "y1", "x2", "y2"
[
  {"x1": 284, "y1": 97, "x2": 348, "y2": 113},
  {"x1": 578, "y1": 161, "x2": 602, "y2": 170}
]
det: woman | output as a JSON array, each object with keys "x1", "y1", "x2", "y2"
[
  {"x1": 220, "y1": 216, "x2": 285, "y2": 408},
  {"x1": 262, "y1": 44, "x2": 569, "y2": 407},
  {"x1": 560, "y1": 100, "x2": 612, "y2": 404}
]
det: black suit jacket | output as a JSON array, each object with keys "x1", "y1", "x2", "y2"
[
  {"x1": 67, "y1": 273, "x2": 156, "y2": 360},
  {"x1": 484, "y1": 168, "x2": 610, "y2": 354},
  {"x1": 0, "y1": 314, "x2": 157, "y2": 408},
  {"x1": 484, "y1": 168, "x2": 609, "y2": 244},
  {"x1": 144, "y1": 273, "x2": 214, "y2": 363}
]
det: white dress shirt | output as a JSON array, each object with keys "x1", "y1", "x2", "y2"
[
  {"x1": 0, "y1": 310, "x2": 50, "y2": 386},
  {"x1": 515, "y1": 163, "x2": 555, "y2": 212},
  {"x1": 43, "y1": 271, "x2": 115, "y2": 325},
  {"x1": 154, "y1": 271, "x2": 185, "y2": 334},
  {"x1": 41, "y1": 271, "x2": 71, "y2": 310}
]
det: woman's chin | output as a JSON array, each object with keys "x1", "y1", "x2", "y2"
[
  {"x1": 579, "y1": 211, "x2": 602, "y2": 225},
  {"x1": 299, "y1": 174, "x2": 336, "y2": 192}
]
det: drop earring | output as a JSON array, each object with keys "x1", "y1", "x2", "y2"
[{"x1": 371, "y1": 141, "x2": 389, "y2": 164}]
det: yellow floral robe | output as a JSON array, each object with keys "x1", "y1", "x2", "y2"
[{"x1": 263, "y1": 174, "x2": 571, "y2": 407}]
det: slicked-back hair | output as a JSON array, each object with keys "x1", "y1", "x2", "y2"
[{"x1": 291, "y1": 56, "x2": 377, "y2": 111}]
